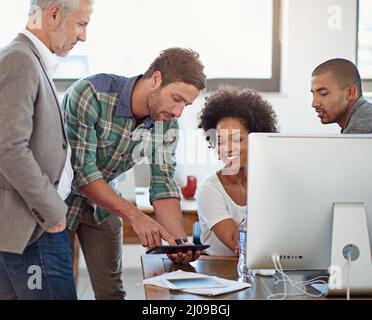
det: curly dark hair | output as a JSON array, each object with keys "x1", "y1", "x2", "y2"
[{"x1": 198, "y1": 87, "x2": 279, "y2": 147}]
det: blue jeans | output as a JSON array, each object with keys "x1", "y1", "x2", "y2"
[{"x1": 0, "y1": 231, "x2": 77, "y2": 300}]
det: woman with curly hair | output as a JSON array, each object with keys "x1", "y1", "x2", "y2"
[{"x1": 196, "y1": 87, "x2": 278, "y2": 256}]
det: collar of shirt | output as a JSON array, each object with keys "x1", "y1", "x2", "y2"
[
  {"x1": 348, "y1": 95, "x2": 367, "y2": 121},
  {"x1": 342, "y1": 95, "x2": 367, "y2": 133},
  {"x1": 350, "y1": 95, "x2": 367, "y2": 114},
  {"x1": 116, "y1": 75, "x2": 154, "y2": 129},
  {"x1": 21, "y1": 29, "x2": 58, "y2": 76}
]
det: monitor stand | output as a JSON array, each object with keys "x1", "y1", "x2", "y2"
[{"x1": 312, "y1": 203, "x2": 372, "y2": 297}]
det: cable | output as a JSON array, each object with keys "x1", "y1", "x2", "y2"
[
  {"x1": 267, "y1": 254, "x2": 329, "y2": 300},
  {"x1": 269, "y1": 254, "x2": 287, "y2": 300},
  {"x1": 346, "y1": 251, "x2": 351, "y2": 301}
]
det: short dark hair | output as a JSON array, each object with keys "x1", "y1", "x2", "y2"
[
  {"x1": 312, "y1": 58, "x2": 362, "y2": 96},
  {"x1": 198, "y1": 87, "x2": 279, "y2": 148},
  {"x1": 143, "y1": 48, "x2": 206, "y2": 91}
]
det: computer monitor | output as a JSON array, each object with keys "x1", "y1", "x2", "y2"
[{"x1": 246, "y1": 134, "x2": 372, "y2": 294}]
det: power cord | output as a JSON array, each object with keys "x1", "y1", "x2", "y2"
[
  {"x1": 342, "y1": 244, "x2": 359, "y2": 300},
  {"x1": 267, "y1": 254, "x2": 329, "y2": 300},
  {"x1": 268, "y1": 246, "x2": 356, "y2": 300},
  {"x1": 346, "y1": 251, "x2": 351, "y2": 301}
]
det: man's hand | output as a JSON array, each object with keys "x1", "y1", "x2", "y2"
[
  {"x1": 234, "y1": 245, "x2": 239, "y2": 257},
  {"x1": 128, "y1": 209, "x2": 175, "y2": 248},
  {"x1": 47, "y1": 216, "x2": 66, "y2": 234},
  {"x1": 167, "y1": 242, "x2": 202, "y2": 265}
]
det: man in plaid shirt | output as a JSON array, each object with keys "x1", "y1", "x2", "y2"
[{"x1": 62, "y1": 48, "x2": 206, "y2": 299}]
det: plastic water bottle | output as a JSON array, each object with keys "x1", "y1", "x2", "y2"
[
  {"x1": 237, "y1": 216, "x2": 255, "y2": 282},
  {"x1": 237, "y1": 217, "x2": 248, "y2": 277}
]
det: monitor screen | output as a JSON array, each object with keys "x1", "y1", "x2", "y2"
[{"x1": 246, "y1": 133, "x2": 372, "y2": 271}]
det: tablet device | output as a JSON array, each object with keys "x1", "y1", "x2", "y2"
[
  {"x1": 163, "y1": 277, "x2": 226, "y2": 290},
  {"x1": 146, "y1": 244, "x2": 210, "y2": 255}
]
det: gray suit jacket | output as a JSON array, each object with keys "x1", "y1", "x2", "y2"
[{"x1": 0, "y1": 34, "x2": 68, "y2": 254}]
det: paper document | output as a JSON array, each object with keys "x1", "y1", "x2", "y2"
[{"x1": 143, "y1": 270, "x2": 251, "y2": 296}]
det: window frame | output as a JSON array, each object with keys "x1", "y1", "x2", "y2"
[
  {"x1": 55, "y1": 0, "x2": 282, "y2": 93},
  {"x1": 206, "y1": 0, "x2": 281, "y2": 93},
  {"x1": 357, "y1": 0, "x2": 372, "y2": 93}
]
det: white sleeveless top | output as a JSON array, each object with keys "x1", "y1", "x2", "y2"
[{"x1": 196, "y1": 173, "x2": 246, "y2": 256}]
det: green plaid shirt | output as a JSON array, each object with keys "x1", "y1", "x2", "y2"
[{"x1": 62, "y1": 74, "x2": 181, "y2": 231}]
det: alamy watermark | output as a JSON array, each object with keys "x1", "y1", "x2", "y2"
[
  {"x1": 27, "y1": 5, "x2": 43, "y2": 30},
  {"x1": 131, "y1": 123, "x2": 244, "y2": 176},
  {"x1": 27, "y1": 265, "x2": 42, "y2": 290},
  {"x1": 328, "y1": 5, "x2": 342, "y2": 30}
]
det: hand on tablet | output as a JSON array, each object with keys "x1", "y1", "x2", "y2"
[
  {"x1": 128, "y1": 210, "x2": 174, "y2": 248},
  {"x1": 167, "y1": 242, "x2": 202, "y2": 265}
]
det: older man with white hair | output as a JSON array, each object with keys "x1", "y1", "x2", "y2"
[{"x1": 0, "y1": 0, "x2": 93, "y2": 300}]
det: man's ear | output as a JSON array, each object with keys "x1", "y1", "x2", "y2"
[
  {"x1": 346, "y1": 84, "x2": 358, "y2": 102},
  {"x1": 151, "y1": 71, "x2": 162, "y2": 89},
  {"x1": 46, "y1": 4, "x2": 62, "y2": 28}
]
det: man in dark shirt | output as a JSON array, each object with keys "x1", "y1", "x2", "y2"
[{"x1": 311, "y1": 58, "x2": 372, "y2": 133}]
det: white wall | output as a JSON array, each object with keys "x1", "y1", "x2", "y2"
[
  {"x1": 135, "y1": 0, "x2": 359, "y2": 187},
  {"x1": 268, "y1": 0, "x2": 358, "y2": 134},
  {"x1": 176, "y1": 0, "x2": 358, "y2": 184}
]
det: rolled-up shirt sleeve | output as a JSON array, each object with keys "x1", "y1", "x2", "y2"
[
  {"x1": 149, "y1": 120, "x2": 181, "y2": 203},
  {"x1": 62, "y1": 80, "x2": 103, "y2": 191}
]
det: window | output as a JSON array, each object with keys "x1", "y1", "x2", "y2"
[
  {"x1": 358, "y1": 0, "x2": 372, "y2": 92},
  {"x1": 0, "y1": 0, "x2": 281, "y2": 92}
]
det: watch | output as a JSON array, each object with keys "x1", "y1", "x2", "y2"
[{"x1": 175, "y1": 238, "x2": 188, "y2": 245}]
